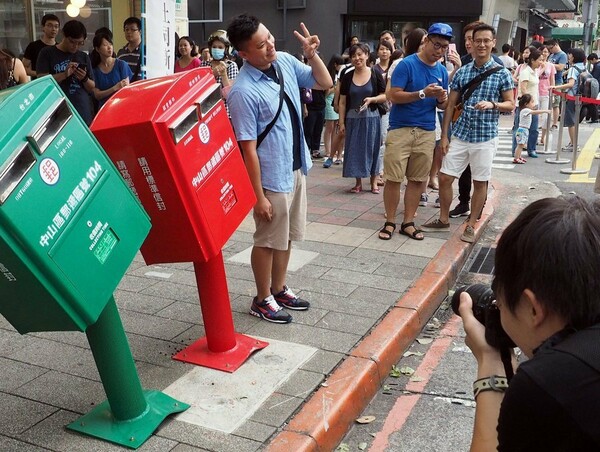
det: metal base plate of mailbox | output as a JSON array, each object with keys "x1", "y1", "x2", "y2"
[{"x1": 67, "y1": 390, "x2": 189, "y2": 449}]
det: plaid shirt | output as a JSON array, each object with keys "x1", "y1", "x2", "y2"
[{"x1": 450, "y1": 59, "x2": 513, "y2": 143}]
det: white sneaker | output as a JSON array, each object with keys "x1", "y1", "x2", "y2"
[{"x1": 419, "y1": 193, "x2": 428, "y2": 207}]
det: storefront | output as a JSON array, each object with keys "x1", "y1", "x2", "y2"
[{"x1": 0, "y1": 0, "x2": 131, "y2": 57}]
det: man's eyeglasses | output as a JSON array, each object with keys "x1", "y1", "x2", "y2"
[
  {"x1": 67, "y1": 37, "x2": 85, "y2": 46},
  {"x1": 473, "y1": 39, "x2": 494, "y2": 46},
  {"x1": 429, "y1": 40, "x2": 449, "y2": 51},
  {"x1": 124, "y1": 27, "x2": 140, "y2": 32}
]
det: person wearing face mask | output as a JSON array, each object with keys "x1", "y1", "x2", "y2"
[{"x1": 202, "y1": 32, "x2": 239, "y2": 103}]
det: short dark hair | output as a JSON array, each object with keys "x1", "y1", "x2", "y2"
[
  {"x1": 379, "y1": 30, "x2": 395, "y2": 40},
  {"x1": 349, "y1": 43, "x2": 371, "y2": 58},
  {"x1": 95, "y1": 27, "x2": 113, "y2": 39},
  {"x1": 493, "y1": 196, "x2": 600, "y2": 329},
  {"x1": 376, "y1": 40, "x2": 393, "y2": 54},
  {"x1": 62, "y1": 20, "x2": 87, "y2": 40},
  {"x1": 123, "y1": 17, "x2": 141, "y2": 30},
  {"x1": 42, "y1": 14, "x2": 60, "y2": 26},
  {"x1": 472, "y1": 24, "x2": 495, "y2": 40},
  {"x1": 227, "y1": 13, "x2": 261, "y2": 52},
  {"x1": 569, "y1": 48, "x2": 586, "y2": 64},
  {"x1": 588, "y1": 53, "x2": 599, "y2": 61},
  {"x1": 463, "y1": 20, "x2": 484, "y2": 37},
  {"x1": 502, "y1": 43, "x2": 511, "y2": 53},
  {"x1": 545, "y1": 39, "x2": 558, "y2": 47}
]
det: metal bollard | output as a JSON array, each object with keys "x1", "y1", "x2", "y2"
[
  {"x1": 560, "y1": 95, "x2": 587, "y2": 175},
  {"x1": 546, "y1": 92, "x2": 570, "y2": 164},
  {"x1": 537, "y1": 103, "x2": 555, "y2": 154}
]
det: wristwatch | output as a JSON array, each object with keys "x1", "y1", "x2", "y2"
[
  {"x1": 473, "y1": 375, "x2": 508, "y2": 399},
  {"x1": 418, "y1": 90, "x2": 426, "y2": 100}
]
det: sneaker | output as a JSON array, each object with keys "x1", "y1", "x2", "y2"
[
  {"x1": 528, "y1": 151, "x2": 538, "y2": 158},
  {"x1": 421, "y1": 218, "x2": 450, "y2": 231},
  {"x1": 551, "y1": 124, "x2": 558, "y2": 130},
  {"x1": 449, "y1": 203, "x2": 470, "y2": 218},
  {"x1": 323, "y1": 157, "x2": 333, "y2": 168},
  {"x1": 334, "y1": 158, "x2": 343, "y2": 165},
  {"x1": 419, "y1": 193, "x2": 428, "y2": 207},
  {"x1": 460, "y1": 225, "x2": 475, "y2": 243},
  {"x1": 250, "y1": 295, "x2": 292, "y2": 323},
  {"x1": 433, "y1": 197, "x2": 440, "y2": 208},
  {"x1": 562, "y1": 143, "x2": 573, "y2": 152},
  {"x1": 272, "y1": 286, "x2": 310, "y2": 311}
]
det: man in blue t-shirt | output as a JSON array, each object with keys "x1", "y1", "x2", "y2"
[
  {"x1": 378, "y1": 23, "x2": 450, "y2": 241},
  {"x1": 547, "y1": 39, "x2": 568, "y2": 129}
]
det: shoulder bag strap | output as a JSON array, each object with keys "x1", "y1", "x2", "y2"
[
  {"x1": 256, "y1": 64, "x2": 285, "y2": 148},
  {"x1": 461, "y1": 66, "x2": 504, "y2": 103}
]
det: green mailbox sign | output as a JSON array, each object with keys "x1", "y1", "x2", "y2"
[{"x1": 0, "y1": 78, "x2": 188, "y2": 448}]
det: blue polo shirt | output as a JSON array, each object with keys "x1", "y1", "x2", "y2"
[
  {"x1": 228, "y1": 51, "x2": 315, "y2": 193},
  {"x1": 388, "y1": 54, "x2": 448, "y2": 131},
  {"x1": 450, "y1": 58, "x2": 513, "y2": 143}
]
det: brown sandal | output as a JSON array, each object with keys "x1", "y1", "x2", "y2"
[
  {"x1": 378, "y1": 222, "x2": 396, "y2": 240},
  {"x1": 399, "y1": 222, "x2": 424, "y2": 241}
]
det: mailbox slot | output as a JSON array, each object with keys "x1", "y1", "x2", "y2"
[
  {"x1": 198, "y1": 83, "x2": 221, "y2": 117},
  {"x1": 169, "y1": 106, "x2": 198, "y2": 144},
  {"x1": 0, "y1": 143, "x2": 36, "y2": 205},
  {"x1": 28, "y1": 99, "x2": 72, "y2": 154}
]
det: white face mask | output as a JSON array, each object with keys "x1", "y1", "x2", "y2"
[{"x1": 211, "y1": 48, "x2": 225, "y2": 60}]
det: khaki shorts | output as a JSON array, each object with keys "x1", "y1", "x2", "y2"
[
  {"x1": 383, "y1": 127, "x2": 435, "y2": 183},
  {"x1": 552, "y1": 93, "x2": 561, "y2": 108},
  {"x1": 253, "y1": 170, "x2": 306, "y2": 251}
]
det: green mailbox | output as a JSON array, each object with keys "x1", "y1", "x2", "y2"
[
  {"x1": 0, "y1": 77, "x2": 148, "y2": 333},
  {"x1": 0, "y1": 77, "x2": 188, "y2": 448}
]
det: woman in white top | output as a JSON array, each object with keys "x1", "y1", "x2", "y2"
[{"x1": 512, "y1": 47, "x2": 543, "y2": 158}]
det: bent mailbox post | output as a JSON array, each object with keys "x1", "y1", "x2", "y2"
[
  {"x1": 0, "y1": 78, "x2": 188, "y2": 449},
  {"x1": 92, "y1": 68, "x2": 268, "y2": 372}
]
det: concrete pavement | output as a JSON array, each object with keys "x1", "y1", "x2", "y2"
[{"x1": 2, "y1": 114, "x2": 594, "y2": 452}]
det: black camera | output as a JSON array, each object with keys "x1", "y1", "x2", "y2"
[{"x1": 451, "y1": 284, "x2": 516, "y2": 349}]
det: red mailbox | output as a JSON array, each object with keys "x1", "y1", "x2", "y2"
[{"x1": 92, "y1": 68, "x2": 267, "y2": 372}]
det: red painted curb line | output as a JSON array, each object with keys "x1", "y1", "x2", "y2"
[{"x1": 265, "y1": 204, "x2": 496, "y2": 452}]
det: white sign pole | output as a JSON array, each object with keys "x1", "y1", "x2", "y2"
[{"x1": 143, "y1": 0, "x2": 177, "y2": 78}]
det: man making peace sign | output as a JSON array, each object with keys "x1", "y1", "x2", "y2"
[{"x1": 227, "y1": 14, "x2": 332, "y2": 324}]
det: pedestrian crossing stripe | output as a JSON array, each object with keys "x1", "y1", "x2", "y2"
[{"x1": 495, "y1": 128, "x2": 514, "y2": 169}]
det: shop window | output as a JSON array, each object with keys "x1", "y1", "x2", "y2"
[{"x1": 0, "y1": 0, "x2": 30, "y2": 57}]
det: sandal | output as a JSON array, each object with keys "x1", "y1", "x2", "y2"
[
  {"x1": 350, "y1": 185, "x2": 362, "y2": 193},
  {"x1": 378, "y1": 221, "x2": 396, "y2": 240},
  {"x1": 399, "y1": 222, "x2": 424, "y2": 241},
  {"x1": 371, "y1": 187, "x2": 380, "y2": 194}
]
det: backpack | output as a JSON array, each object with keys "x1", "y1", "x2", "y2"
[{"x1": 574, "y1": 66, "x2": 600, "y2": 100}]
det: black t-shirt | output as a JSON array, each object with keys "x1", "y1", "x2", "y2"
[
  {"x1": 36, "y1": 46, "x2": 95, "y2": 125},
  {"x1": 307, "y1": 89, "x2": 326, "y2": 111},
  {"x1": 261, "y1": 65, "x2": 301, "y2": 171},
  {"x1": 497, "y1": 327, "x2": 600, "y2": 451},
  {"x1": 24, "y1": 39, "x2": 50, "y2": 73}
]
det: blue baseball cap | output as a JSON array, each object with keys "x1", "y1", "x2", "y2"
[{"x1": 427, "y1": 23, "x2": 454, "y2": 40}]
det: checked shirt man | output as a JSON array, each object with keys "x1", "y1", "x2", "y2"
[{"x1": 422, "y1": 24, "x2": 513, "y2": 243}]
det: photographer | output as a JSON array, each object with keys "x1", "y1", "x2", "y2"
[{"x1": 458, "y1": 196, "x2": 600, "y2": 451}]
